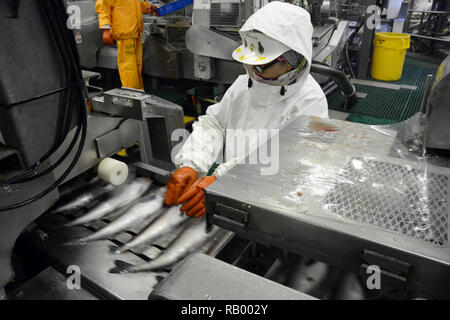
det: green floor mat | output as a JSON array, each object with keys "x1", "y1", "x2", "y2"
[
  {"x1": 346, "y1": 114, "x2": 398, "y2": 125},
  {"x1": 328, "y1": 57, "x2": 439, "y2": 123}
]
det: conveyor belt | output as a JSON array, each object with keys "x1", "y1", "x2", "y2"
[
  {"x1": 24, "y1": 184, "x2": 233, "y2": 300},
  {"x1": 7, "y1": 267, "x2": 98, "y2": 300}
]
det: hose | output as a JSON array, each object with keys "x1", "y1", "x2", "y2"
[
  {"x1": 310, "y1": 63, "x2": 358, "y2": 109},
  {"x1": 0, "y1": 0, "x2": 88, "y2": 211}
]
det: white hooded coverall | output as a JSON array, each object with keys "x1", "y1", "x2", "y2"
[{"x1": 174, "y1": 2, "x2": 329, "y2": 177}]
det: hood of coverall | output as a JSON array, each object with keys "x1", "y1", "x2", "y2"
[{"x1": 238, "y1": 2, "x2": 314, "y2": 104}]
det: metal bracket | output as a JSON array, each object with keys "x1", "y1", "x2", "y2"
[
  {"x1": 213, "y1": 203, "x2": 248, "y2": 228},
  {"x1": 91, "y1": 87, "x2": 184, "y2": 169},
  {"x1": 360, "y1": 249, "x2": 411, "y2": 290},
  {"x1": 134, "y1": 161, "x2": 172, "y2": 185},
  {"x1": 94, "y1": 119, "x2": 140, "y2": 158},
  {"x1": 194, "y1": 55, "x2": 215, "y2": 80}
]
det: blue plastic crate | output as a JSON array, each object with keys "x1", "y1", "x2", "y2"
[{"x1": 156, "y1": 0, "x2": 193, "y2": 16}]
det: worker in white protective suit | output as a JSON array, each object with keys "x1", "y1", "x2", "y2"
[{"x1": 165, "y1": 2, "x2": 328, "y2": 217}]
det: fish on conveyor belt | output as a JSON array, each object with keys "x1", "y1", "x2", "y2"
[
  {"x1": 110, "y1": 219, "x2": 220, "y2": 273},
  {"x1": 58, "y1": 176, "x2": 102, "y2": 200},
  {"x1": 67, "y1": 194, "x2": 166, "y2": 244},
  {"x1": 51, "y1": 183, "x2": 115, "y2": 215},
  {"x1": 64, "y1": 177, "x2": 152, "y2": 227},
  {"x1": 112, "y1": 205, "x2": 189, "y2": 254},
  {"x1": 104, "y1": 185, "x2": 167, "y2": 221}
]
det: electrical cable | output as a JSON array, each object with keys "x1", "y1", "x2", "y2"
[
  {"x1": 5, "y1": 107, "x2": 83, "y2": 184},
  {"x1": 345, "y1": 41, "x2": 356, "y2": 79},
  {"x1": 2, "y1": 0, "x2": 84, "y2": 184},
  {"x1": 1, "y1": 1, "x2": 77, "y2": 181},
  {"x1": 0, "y1": 105, "x2": 87, "y2": 212},
  {"x1": 0, "y1": 0, "x2": 88, "y2": 211}
]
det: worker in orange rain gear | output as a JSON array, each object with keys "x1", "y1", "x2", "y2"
[{"x1": 95, "y1": 0, "x2": 158, "y2": 90}]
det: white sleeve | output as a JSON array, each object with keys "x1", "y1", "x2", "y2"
[
  {"x1": 174, "y1": 84, "x2": 236, "y2": 175},
  {"x1": 211, "y1": 159, "x2": 239, "y2": 178},
  {"x1": 174, "y1": 112, "x2": 225, "y2": 175},
  {"x1": 293, "y1": 75, "x2": 329, "y2": 119}
]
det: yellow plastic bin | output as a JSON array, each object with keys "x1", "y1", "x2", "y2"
[{"x1": 371, "y1": 32, "x2": 411, "y2": 81}]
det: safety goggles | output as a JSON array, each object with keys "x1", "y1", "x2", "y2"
[
  {"x1": 245, "y1": 56, "x2": 307, "y2": 86},
  {"x1": 253, "y1": 59, "x2": 283, "y2": 74}
]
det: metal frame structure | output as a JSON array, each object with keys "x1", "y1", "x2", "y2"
[
  {"x1": 403, "y1": 0, "x2": 450, "y2": 56},
  {"x1": 205, "y1": 115, "x2": 450, "y2": 299}
]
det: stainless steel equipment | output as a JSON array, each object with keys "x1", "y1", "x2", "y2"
[
  {"x1": 403, "y1": 0, "x2": 449, "y2": 57},
  {"x1": 149, "y1": 253, "x2": 316, "y2": 300},
  {"x1": 68, "y1": 0, "x2": 351, "y2": 84},
  {"x1": 15, "y1": 193, "x2": 234, "y2": 300},
  {"x1": 424, "y1": 55, "x2": 450, "y2": 151},
  {"x1": 1, "y1": 72, "x2": 184, "y2": 292},
  {"x1": 0, "y1": 1, "x2": 183, "y2": 293},
  {"x1": 205, "y1": 114, "x2": 450, "y2": 298},
  {"x1": 91, "y1": 87, "x2": 185, "y2": 171}
]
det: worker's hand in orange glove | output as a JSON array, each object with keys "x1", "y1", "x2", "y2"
[
  {"x1": 164, "y1": 167, "x2": 198, "y2": 206},
  {"x1": 102, "y1": 29, "x2": 114, "y2": 46},
  {"x1": 177, "y1": 176, "x2": 217, "y2": 218},
  {"x1": 150, "y1": 4, "x2": 159, "y2": 16},
  {"x1": 145, "y1": 4, "x2": 159, "y2": 16}
]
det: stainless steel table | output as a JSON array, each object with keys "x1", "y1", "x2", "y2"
[{"x1": 206, "y1": 114, "x2": 450, "y2": 298}]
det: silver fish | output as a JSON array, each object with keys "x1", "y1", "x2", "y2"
[
  {"x1": 114, "y1": 205, "x2": 188, "y2": 254},
  {"x1": 70, "y1": 195, "x2": 165, "y2": 244},
  {"x1": 58, "y1": 176, "x2": 102, "y2": 200},
  {"x1": 112, "y1": 219, "x2": 219, "y2": 273},
  {"x1": 64, "y1": 177, "x2": 152, "y2": 227},
  {"x1": 52, "y1": 184, "x2": 115, "y2": 214},
  {"x1": 102, "y1": 185, "x2": 167, "y2": 221}
]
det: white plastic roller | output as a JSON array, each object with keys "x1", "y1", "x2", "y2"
[{"x1": 97, "y1": 158, "x2": 129, "y2": 185}]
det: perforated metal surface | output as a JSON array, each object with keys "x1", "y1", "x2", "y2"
[
  {"x1": 210, "y1": 3, "x2": 241, "y2": 27},
  {"x1": 323, "y1": 158, "x2": 449, "y2": 247}
]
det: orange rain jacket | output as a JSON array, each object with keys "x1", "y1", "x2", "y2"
[{"x1": 95, "y1": 0, "x2": 152, "y2": 40}]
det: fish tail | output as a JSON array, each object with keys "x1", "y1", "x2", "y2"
[
  {"x1": 62, "y1": 239, "x2": 87, "y2": 246},
  {"x1": 108, "y1": 244, "x2": 120, "y2": 254},
  {"x1": 114, "y1": 243, "x2": 132, "y2": 255},
  {"x1": 64, "y1": 215, "x2": 96, "y2": 227},
  {"x1": 63, "y1": 219, "x2": 83, "y2": 227},
  {"x1": 127, "y1": 254, "x2": 175, "y2": 273},
  {"x1": 50, "y1": 205, "x2": 76, "y2": 215},
  {"x1": 114, "y1": 235, "x2": 145, "y2": 254},
  {"x1": 109, "y1": 260, "x2": 134, "y2": 274},
  {"x1": 109, "y1": 244, "x2": 128, "y2": 255},
  {"x1": 50, "y1": 207, "x2": 64, "y2": 215},
  {"x1": 71, "y1": 233, "x2": 102, "y2": 243}
]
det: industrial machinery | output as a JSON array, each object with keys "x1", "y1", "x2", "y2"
[
  {"x1": 2, "y1": 0, "x2": 449, "y2": 301},
  {"x1": 423, "y1": 55, "x2": 450, "y2": 151},
  {"x1": 68, "y1": 0, "x2": 353, "y2": 85},
  {"x1": 0, "y1": 0, "x2": 184, "y2": 295},
  {"x1": 67, "y1": 0, "x2": 245, "y2": 84},
  {"x1": 0, "y1": 0, "x2": 344, "y2": 300},
  {"x1": 403, "y1": 0, "x2": 449, "y2": 58},
  {"x1": 205, "y1": 56, "x2": 450, "y2": 299},
  {"x1": 65, "y1": 0, "x2": 364, "y2": 111}
]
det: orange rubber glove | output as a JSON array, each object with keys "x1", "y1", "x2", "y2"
[
  {"x1": 177, "y1": 176, "x2": 217, "y2": 218},
  {"x1": 102, "y1": 29, "x2": 114, "y2": 46},
  {"x1": 149, "y1": 4, "x2": 159, "y2": 16},
  {"x1": 164, "y1": 167, "x2": 198, "y2": 206}
]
